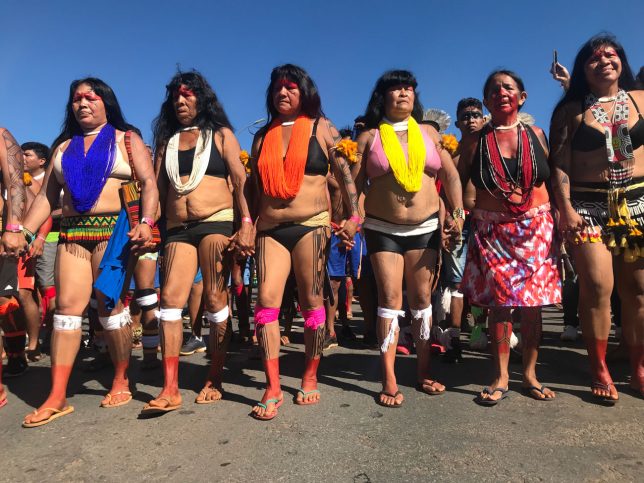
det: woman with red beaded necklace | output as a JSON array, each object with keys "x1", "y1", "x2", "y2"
[
  {"x1": 550, "y1": 35, "x2": 644, "y2": 404},
  {"x1": 459, "y1": 70, "x2": 560, "y2": 405}
]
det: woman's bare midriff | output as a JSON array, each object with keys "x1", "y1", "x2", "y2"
[
  {"x1": 165, "y1": 176, "x2": 233, "y2": 223},
  {"x1": 61, "y1": 177, "x2": 124, "y2": 217},
  {"x1": 571, "y1": 147, "x2": 644, "y2": 183},
  {"x1": 364, "y1": 173, "x2": 440, "y2": 224},
  {"x1": 474, "y1": 183, "x2": 550, "y2": 212},
  {"x1": 257, "y1": 175, "x2": 328, "y2": 229}
]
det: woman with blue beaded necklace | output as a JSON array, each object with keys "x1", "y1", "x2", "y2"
[{"x1": 21, "y1": 78, "x2": 158, "y2": 427}]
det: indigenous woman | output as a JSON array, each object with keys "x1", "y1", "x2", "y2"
[
  {"x1": 459, "y1": 70, "x2": 560, "y2": 405},
  {"x1": 353, "y1": 70, "x2": 464, "y2": 407},
  {"x1": 550, "y1": 35, "x2": 643, "y2": 403},
  {"x1": 249, "y1": 64, "x2": 359, "y2": 420},
  {"x1": 21, "y1": 78, "x2": 158, "y2": 426},
  {"x1": 144, "y1": 71, "x2": 254, "y2": 413}
]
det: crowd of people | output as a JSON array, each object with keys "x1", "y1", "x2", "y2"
[{"x1": 0, "y1": 33, "x2": 642, "y2": 427}]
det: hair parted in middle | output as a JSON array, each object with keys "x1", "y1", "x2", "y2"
[
  {"x1": 264, "y1": 63, "x2": 324, "y2": 126},
  {"x1": 362, "y1": 70, "x2": 424, "y2": 129}
]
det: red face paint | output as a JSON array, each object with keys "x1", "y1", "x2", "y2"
[
  {"x1": 73, "y1": 91, "x2": 102, "y2": 103},
  {"x1": 173, "y1": 85, "x2": 196, "y2": 100},
  {"x1": 590, "y1": 47, "x2": 618, "y2": 63},
  {"x1": 275, "y1": 78, "x2": 298, "y2": 91}
]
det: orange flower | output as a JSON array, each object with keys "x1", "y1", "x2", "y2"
[
  {"x1": 335, "y1": 139, "x2": 358, "y2": 163},
  {"x1": 240, "y1": 150, "x2": 251, "y2": 174},
  {"x1": 23, "y1": 172, "x2": 32, "y2": 186},
  {"x1": 441, "y1": 134, "x2": 459, "y2": 156}
]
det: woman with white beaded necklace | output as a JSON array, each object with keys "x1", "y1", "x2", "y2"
[
  {"x1": 550, "y1": 35, "x2": 644, "y2": 404},
  {"x1": 459, "y1": 70, "x2": 560, "y2": 406},
  {"x1": 353, "y1": 70, "x2": 464, "y2": 408},
  {"x1": 143, "y1": 71, "x2": 254, "y2": 414}
]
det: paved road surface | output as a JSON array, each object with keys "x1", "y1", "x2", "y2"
[{"x1": 1, "y1": 306, "x2": 642, "y2": 482}]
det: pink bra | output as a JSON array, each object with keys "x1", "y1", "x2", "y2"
[{"x1": 366, "y1": 128, "x2": 441, "y2": 179}]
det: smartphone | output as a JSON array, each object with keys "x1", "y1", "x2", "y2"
[{"x1": 553, "y1": 50, "x2": 558, "y2": 67}]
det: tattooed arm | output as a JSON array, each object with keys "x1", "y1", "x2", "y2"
[
  {"x1": 428, "y1": 126, "x2": 464, "y2": 231},
  {"x1": 0, "y1": 128, "x2": 27, "y2": 256},
  {"x1": 324, "y1": 119, "x2": 359, "y2": 245},
  {"x1": 549, "y1": 104, "x2": 585, "y2": 236},
  {"x1": 220, "y1": 128, "x2": 255, "y2": 257}
]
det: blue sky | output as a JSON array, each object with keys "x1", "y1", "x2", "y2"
[{"x1": 2, "y1": 0, "x2": 643, "y2": 151}]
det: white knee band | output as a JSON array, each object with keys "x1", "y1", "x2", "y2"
[
  {"x1": 451, "y1": 290, "x2": 464, "y2": 299},
  {"x1": 410, "y1": 305, "x2": 432, "y2": 341},
  {"x1": 53, "y1": 314, "x2": 83, "y2": 331},
  {"x1": 99, "y1": 310, "x2": 130, "y2": 331},
  {"x1": 158, "y1": 308, "x2": 183, "y2": 322},
  {"x1": 136, "y1": 293, "x2": 158, "y2": 308},
  {"x1": 205, "y1": 306, "x2": 229, "y2": 324},
  {"x1": 377, "y1": 307, "x2": 405, "y2": 354}
]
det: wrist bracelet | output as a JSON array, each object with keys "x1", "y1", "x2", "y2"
[
  {"x1": 6, "y1": 223, "x2": 23, "y2": 232},
  {"x1": 241, "y1": 217, "x2": 253, "y2": 224},
  {"x1": 349, "y1": 215, "x2": 361, "y2": 224},
  {"x1": 37, "y1": 234, "x2": 46, "y2": 241},
  {"x1": 140, "y1": 216, "x2": 155, "y2": 228}
]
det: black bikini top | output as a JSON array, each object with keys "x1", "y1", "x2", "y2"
[
  {"x1": 471, "y1": 124, "x2": 550, "y2": 190},
  {"x1": 173, "y1": 139, "x2": 229, "y2": 179},
  {"x1": 258, "y1": 117, "x2": 329, "y2": 177},
  {"x1": 571, "y1": 93, "x2": 644, "y2": 152}
]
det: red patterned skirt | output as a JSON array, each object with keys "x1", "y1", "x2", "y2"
[{"x1": 462, "y1": 203, "x2": 561, "y2": 307}]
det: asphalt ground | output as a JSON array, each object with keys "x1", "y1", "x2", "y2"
[{"x1": 1, "y1": 305, "x2": 643, "y2": 482}]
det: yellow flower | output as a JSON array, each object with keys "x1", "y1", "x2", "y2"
[
  {"x1": 23, "y1": 172, "x2": 32, "y2": 186},
  {"x1": 441, "y1": 134, "x2": 459, "y2": 156},
  {"x1": 239, "y1": 150, "x2": 251, "y2": 174}
]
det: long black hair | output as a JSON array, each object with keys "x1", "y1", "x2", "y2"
[
  {"x1": 52, "y1": 77, "x2": 129, "y2": 153},
  {"x1": 152, "y1": 70, "x2": 233, "y2": 150},
  {"x1": 363, "y1": 70, "x2": 424, "y2": 129},
  {"x1": 264, "y1": 64, "x2": 323, "y2": 127},
  {"x1": 554, "y1": 34, "x2": 636, "y2": 114}
]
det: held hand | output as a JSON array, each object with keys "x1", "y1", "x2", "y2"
[
  {"x1": 442, "y1": 216, "x2": 463, "y2": 251},
  {"x1": 335, "y1": 219, "x2": 358, "y2": 248},
  {"x1": 128, "y1": 223, "x2": 155, "y2": 255},
  {"x1": 29, "y1": 237, "x2": 45, "y2": 258},
  {"x1": 1, "y1": 231, "x2": 28, "y2": 258},
  {"x1": 558, "y1": 208, "x2": 586, "y2": 242}
]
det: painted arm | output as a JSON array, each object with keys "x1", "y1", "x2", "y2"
[
  {"x1": 128, "y1": 132, "x2": 159, "y2": 249},
  {"x1": 1, "y1": 128, "x2": 28, "y2": 256}
]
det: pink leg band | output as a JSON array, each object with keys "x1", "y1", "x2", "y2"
[
  {"x1": 254, "y1": 305, "x2": 280, "y2": 326},
  {"x1": 302, "y1": 307, "x2": 326, "y2": 330}
]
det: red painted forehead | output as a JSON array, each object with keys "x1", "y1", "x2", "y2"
[
  {"x1": 173, "y1": 85, "x2": 196, "y2": 99},
  {"x1": 591, "y1": 46, "x2": 618, "y2": 58},
  {"x1": 275, "y1": 78, "x2": 298, "y2": 90},
  {"x1": 73, "y1": 91, "x2": 102, "y2": 102}
]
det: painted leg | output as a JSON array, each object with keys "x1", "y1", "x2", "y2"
[
  {"x1": 197, "y1": 307, "x2": 231, "y2": 403},
  {"x1": 411, "y1": 306, "x2": 445, "y2": 395},
  {"x1": 251, "y1": 313, "x2": 283, "y2": 420},
  {"x1": 377, "y1": 308, "x2": 404, "y2": 407},
  {"x1": 100, "y1": 312, "x2": 133, "y2": 407}
]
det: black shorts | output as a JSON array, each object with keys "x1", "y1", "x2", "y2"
[
  {"x1": 165, "y1": 221, "x2": 234, "y2": 247},
  {"x1": 0, "y1": 257, "x2": 18, "y2": 297},
  {"x1": 364, "y1": 227, "x2": 440, "y2": 255},
  {"x1": 261, "y1": 224, "x2": 322, "y2": 252}
]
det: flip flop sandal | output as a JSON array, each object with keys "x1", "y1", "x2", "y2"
[
  {"x1": 195, "y1": 387, "x2": 224, "y2": 404},
  {"x1": 521, "y1": 385, "x2": 555, "y2": 401},
  {"x1": 294, "y1": 388, "x2": 320, "y2": 406},
  {"x1": 416, "y1": 380, "x2": 446, "y2": 396},
  {"x1": 26, "y1": 349, "x2": 46, "y2": 363},
  {"x1": 100, "y1": 391, "x2": 133, "y2": 408},
  {"x1": 475, "y1": 387, "x2": 509, "y2": 407},
  {"x1": 250, "y1": 397, "x2": 283, "y2": 421},
  {"x1": 376, "y1": 390, "x2": 404, "y2": 408},
  {"x1": 591, "y1": 382, "x2": 619, "y2": 406},
  {"x1": 22, "y1": 406, "x2": 74, "y2": 428},
  {"x1": 140, "y1": 397, "x2": 182, "y2": 415}
]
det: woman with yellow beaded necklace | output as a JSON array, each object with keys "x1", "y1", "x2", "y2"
[{"x1": 353, "y1": 70, "x2": 464, "y2": 407}]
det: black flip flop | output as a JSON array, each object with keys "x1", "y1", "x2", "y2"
[
  {"x1": 376, "y1": 390, "x2": 403, "y2": 408},
  {"x1": 521, "y1": 385, "x2": 555, "y2": 401},
  {"x1": 475, "y1": 387, "x2": 508, "y2": 406}
]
